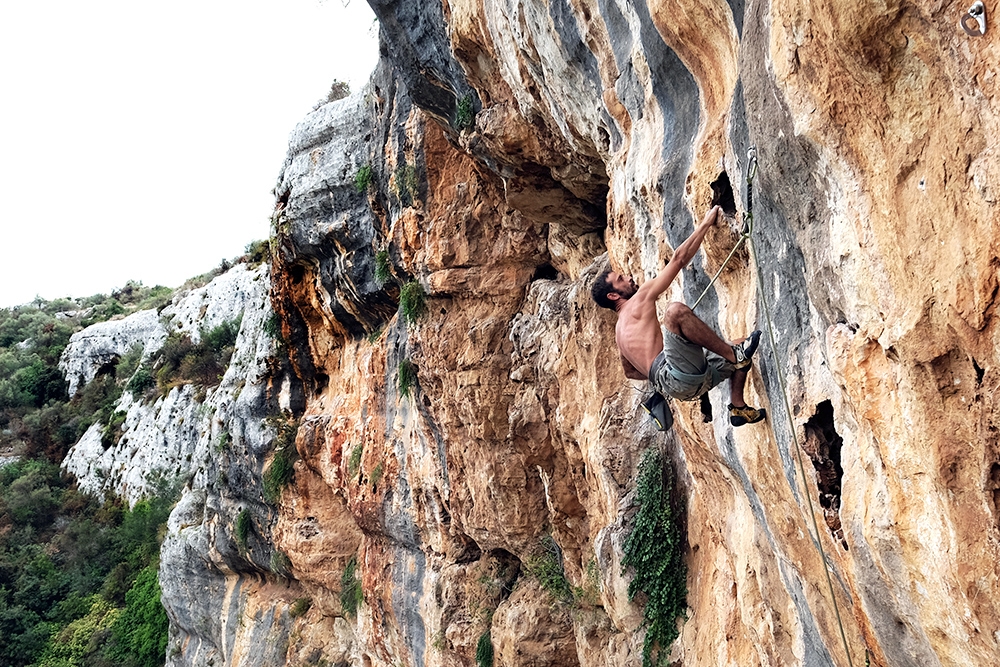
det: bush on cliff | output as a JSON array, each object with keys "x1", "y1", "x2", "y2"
[{"x1": 621, "y1": 447, "x2": 687, "y2": 667}]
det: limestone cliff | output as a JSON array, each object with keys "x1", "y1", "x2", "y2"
[{"x1": 66, "y1": 1, "x2": 1000, "y2": 666}]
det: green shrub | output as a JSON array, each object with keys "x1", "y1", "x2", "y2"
[
  {"x1": 263, "y1": 313, "x2": 284, "y2": 344},
  {"x1": 374, "y1": 249, "x2": 392, "y2": 287},
  {"x1": 475, "y1": 629, "x2": 494, "y2": 667},
  {"x1": 263, "y1": 447, "x2": 295, "y2": 504},
  {"x1": 526, "y1": 536, "x2": 573, "y2": 603},
  {"x1": 370, "y1": 462, "x2": 383, "y2": 488},
  {"x1": 340, "y1": 555, "x2": 363, "y2": 617},
  {"x1": 354, "y1": 164, "x2": 374, "y2": 193},
  {"x1": 392, "y1": 164, "x2": 419, "y2": 207},
  {"x1": 270, "y1": 550, "x2": 292, "y2": 577},
  {"x1": 621, "y1": 448, "x2": 687, "y2": 667},
  {"x1": 106, "y1": 565, "x2": 170, "y2": 667},
  {"x1": 101, "y1": 410, "x2": 127, "y2": 449},
  {"x1": 398, "y1": 359, "x2": 417, "y2": 397},
  {"x1": 399, "y1": 281, "x2": 427, "y2": 324},
  {"x1": 243, "y1": 239, "x2": 270, "y2": 266},
  {"x1": 289, "y1": 597, "x2": 312, "y2": 618},
  {"x1": 126, "y1": 366, "x2": 154, "y2": 398},
  {"x1": 235, "y1": 509, "x2": 251, "y2": 551},
  {"x1": 347, "y1": 444, "x2": 363, "y2": 479},
  {"x1": 457, "y1": 93, "x2": 476, "y2": 131}
]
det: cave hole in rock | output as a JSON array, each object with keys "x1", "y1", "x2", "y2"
[
  {"x1": 314, "y1": 372, "x2": 329, "y2": 394},
  {"x1": 289, "y1": 263, "x2": 307, "y2": 285},
  {"x1": 96, "y1": 356, "x2": 120, "y2": 377},
  {"x1": 532, "y1": 262, "x2": 560, "y2": 282},
  {"x1": 989, "y1": 463, "x2": 1000, "y2": 531},
  {"x1": 710, "y1": 171, "x2": 737, "y2": 216},
  {"x1": 973, "y1": 358, "x2": 985, "y2": 385},
  {"x1": 699, "y1": 392, "x2": 713, "y2": 422},
  {"x1": 803, "y1": 400, "x2": 847, "y2": 549}
]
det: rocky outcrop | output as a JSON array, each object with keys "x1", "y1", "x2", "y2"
[{"x1": 65, "y1": 2, "x2": 1000, "y2": 666}]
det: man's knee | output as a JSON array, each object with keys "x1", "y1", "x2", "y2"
[{"x1": 663, "y1": 301, "x2": 692, "y2": 328}]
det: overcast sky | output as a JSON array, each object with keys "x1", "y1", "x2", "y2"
[{"x1": 0, "y1": 0, "x2": 379, "y2": 308}]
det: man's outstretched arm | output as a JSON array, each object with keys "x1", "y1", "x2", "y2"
[{"x1": 637, "y1": 205, "x2": 722, "y2": 301}]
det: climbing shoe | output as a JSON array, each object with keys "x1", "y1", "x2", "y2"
[
  {"x1": 729, "y1": 403, "x2": 766, "y2": 427},
  {"x1": 732, "y1": 330, "x2": 762, "y2": 369}
]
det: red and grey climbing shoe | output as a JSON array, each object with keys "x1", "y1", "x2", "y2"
[
  {"x1": 732, "y1": 330, "x2": 762, "y2": 369},
  {"x1": 729, "y1": 403, "x2": 766, "y2": 427}
]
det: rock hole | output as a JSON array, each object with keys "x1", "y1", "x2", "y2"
[
  {"x1": 973, "y1": 358, "x2": 985, "y2": 385},
  {"x1": 803, "y1": 400, "x2": 847, "y2": 549},
  {"x1": 96, "y1": 357, "x2": 119, "y2": 377},
  {"x1": 532, "y1": 262, "x2": 560, "y2": 282},
  {"x1": 710, "y1": 172, "x2": 737, "y2": 216},
  {"x1": 699, "y1": 393, "x2": 713, "y2": 422},
  {"x1": 289, "y1": 264, "x2": 306, "y2": 285},
  {"x1": 314, "y1": 373, "x2": 329, "y2": 394}
]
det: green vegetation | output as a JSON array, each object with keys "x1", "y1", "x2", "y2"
[
  {"x1": 370, "y1": 462, "x2": 383, "y2": 488},
  {"x1": 347, "y1": 444, "x2": 363, "y2": 479},
  {"x1": 525, "y1": 536, "x2": 573, "y2": 603},
  {"x1": 456, "y1": 93, "x2": 476, "y2": 132},
  {"x1": 0, "y1": 459, "x2": 175, "y2": 667},
  {"x1": 263, "y1": 416, "x2": 299, "y2": 504},
  {"x1": 374, "y1": 249, "x2": 392, "y2": 287},
  {"x1": 270, "y1": 551, "x2": 292, "y2": 577},
  {"x1": 263, "y1": 313, "x2": 284, "y2": 346},
  {"x1": 326, "y1": 80, "x2": 350, "y2": 103},
  {"x1": 398, "y1": 359, "x2": 417, "y2": 397},
  {"x1": 152, "y1": 316, "x2": 241, "y2": 395},
  {"x1": 339, "y1": 555, "x2": 363, "y2": 617},
  {"x1": 475, "y1": 629, "x2": 494, "y2": 667},
  {"x1": 621, "y1": 448, "x2": 687, "y2": 667},
  {"x1": 243, "y1": 240, "x2": 271, "y2": 267},
  {"x1": 235, "y1": 509, "x2": 251, "y2": 552},
  {"x1": 289, "y1": 597, "x2": 312, "y2": 618},
  {"x1": 0, "y1": 294, "x2": 171, "y2": 462},
  {"x1": 354, "y1": 164, "x2": 374, "y2": 193},
  {"x1": 399, "y1": 281, "x2": 427, "y2": 324},
  {"x1": 392, "y1": 164, "x2": 419, "y2": 207}
]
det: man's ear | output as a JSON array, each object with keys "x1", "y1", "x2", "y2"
[{"x1": 607, "y1": 291, "x2": 621, "y2": 302}]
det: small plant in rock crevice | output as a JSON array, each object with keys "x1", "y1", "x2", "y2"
[
  {"x1": 263, "y1": 416, "x2": 299, "y2": 504},
  {"x1": 392, "y1": 164, "x2": 419, "y2": 207},
  {"x1": 475, "y1": 629, "x2": 494, "y2": 667},
  {"x1": 348, "y1": 444, "x2": 363, "y2": 479},
  {"x1": 456, "y1": 93, "x2": 476, "y2": 132},
  {"x1": 235, "y1": 509, "x2": 251, "y2": 552},
  {"x1": 621, "y1": 447, "x2": 687, "y2": 667},
  {"x1": 355, "y1": 164, "x2": 374, "y2": 193},
  {"x1": 399, "y1": 281, "x2": 427, "y2": 324},
  {"x1": 398, "y1": 359, "x2": 417, "y2": 397},
  {"x1": 374, "y1": 249, "x2": 392, "y2": 287},
  {"x1": 526, "y1": 535, "x2": 574, "y2": 603},
  {"x1": 340, "y1": 554, "x2": 364, "y2": 617}
]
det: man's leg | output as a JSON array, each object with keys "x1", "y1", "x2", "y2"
[
  {"x1": 664, "y1": 302, "x2": 736, "y2": 363},
  {"x1": 729, "y1": 367, "x2": 749, "y2": 407},
  {"x1": 727, "y1": 367, "x2": 766, "y2": 426}
]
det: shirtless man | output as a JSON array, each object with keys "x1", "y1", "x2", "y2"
[{"x1": 591, "y1": 205, "x2": 766, "y2": 427}]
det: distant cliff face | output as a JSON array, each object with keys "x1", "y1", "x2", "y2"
[{"x1": 69, "y1": 2, "x2": 1000, "y2": 666}]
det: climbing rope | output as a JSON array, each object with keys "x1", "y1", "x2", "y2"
[
  {"x1": 736, "y1": 147, "x2": 857, "y2": 667},
  {"x1": 691, "y1": 147, "x2": 758, "y2": 310}
]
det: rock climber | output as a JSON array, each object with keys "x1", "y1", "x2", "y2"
[{"x1": 591, "y1": 204, "x2": 766, "y2": 427}]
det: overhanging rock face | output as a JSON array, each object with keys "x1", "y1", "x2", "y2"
[{"x1": 156, "y1": 2, "x2": 1000, "y2": 666}]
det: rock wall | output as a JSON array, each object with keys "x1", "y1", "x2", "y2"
[{"x1": 66, "y1": 2, "x2": 1000, "y2": 666}]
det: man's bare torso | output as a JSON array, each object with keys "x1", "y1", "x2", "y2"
[{"x1": 615, "y1": 298, "x2": 664, "y2": 378}]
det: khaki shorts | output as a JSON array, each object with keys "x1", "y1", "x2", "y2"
[{"x1": 648, "y1": 329, "x2": 735, "y2": 401}]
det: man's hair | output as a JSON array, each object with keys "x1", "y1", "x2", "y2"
[{"x1": 590, "y1": 267, "x2": 618, "y2": 310}]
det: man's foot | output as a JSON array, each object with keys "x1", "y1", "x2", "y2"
[
  {"x1": 729, "y1": 403, "x2": 766, "y2": 426},
  {"x1": 732, "y1": 330, "x2": 761, "y2": 369}
]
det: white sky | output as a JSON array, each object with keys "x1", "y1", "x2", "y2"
[{"x1": 0, "y1": 0, "x2": 379, "y2": 308}]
